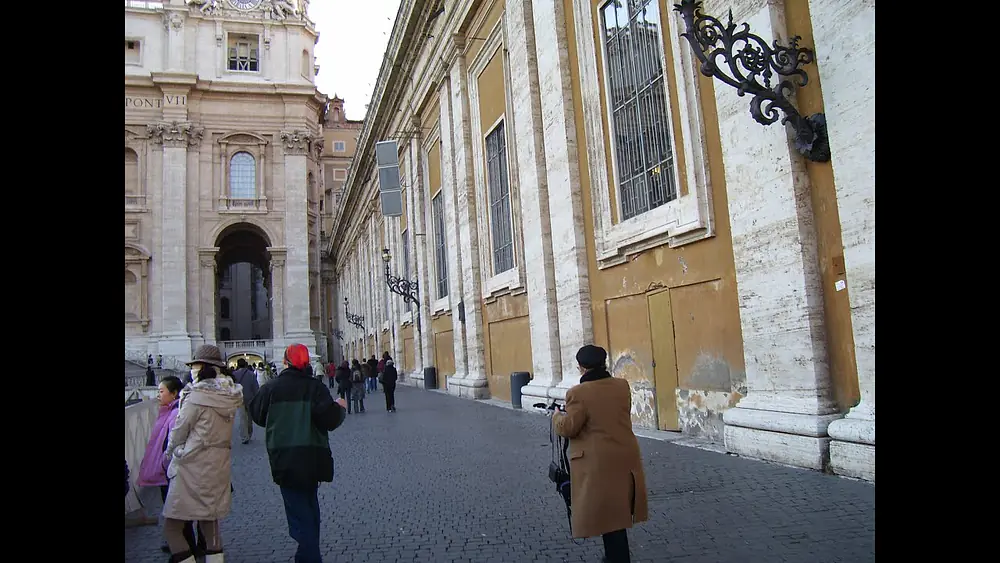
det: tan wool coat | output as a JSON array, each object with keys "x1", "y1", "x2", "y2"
[
  {"x1": 162, "y1": 377, "x2": 243, "y2": 521},
  {"x1": 553, "y1": 373, "x2": 649, "y2": 539}
]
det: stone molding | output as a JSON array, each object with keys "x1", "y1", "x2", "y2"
[
  {"x1": 280, "y1": 130, "x2": 314, "y2": 155},
  {"x1": 147, "y1": 121, "x2": 205, "y2": 148}
]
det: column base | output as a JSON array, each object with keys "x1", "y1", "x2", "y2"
[
  {"x1": 723, "y1": 407, "x2": 843, "y2": 471},
  {"x1": 828, "y1": 411, "x2": 875, "y2": 482},
  {"x1": 447, "y1": 374, "x2": 490, "y2": 399}
]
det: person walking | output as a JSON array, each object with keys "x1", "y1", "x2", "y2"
[
  {"x1": 552, "y1": 344, "x2": 649, "y2": 563},
  {"x1": 231, "y1": 358, "x2": 259, "y2": 444},
  {"x1": 249, "y1": 344, "x2": 348, "y2": 563},
  {"x1": 162, "y1": 345, "x2": 243, "y2": 563},
  {"x1": 381, "y1": 359, "x2": 398, "y2": 412}
]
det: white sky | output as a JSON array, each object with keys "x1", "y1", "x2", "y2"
[{"x1": 309, "y1": 0, "x2": 403, "y2": 121}]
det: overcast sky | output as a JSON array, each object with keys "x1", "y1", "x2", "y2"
[{"x1": 309, "y1": 0, "x2": 402, "y2": 121}]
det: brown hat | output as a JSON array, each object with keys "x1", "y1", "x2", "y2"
[{"x1": 186, "y1": 344, "x2": 227, "y2": 368}]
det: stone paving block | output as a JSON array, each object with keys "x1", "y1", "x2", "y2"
[{"x1": 126, "y1": 380, "x2": 875, "y2": 562}]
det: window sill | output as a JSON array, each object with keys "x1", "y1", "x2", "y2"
[
  {"x1": 432, "y1": 296, "x2": 450, "y2": 315},
  {"x1": 596, "y1": 194, "x2": 711, "y2": 269},
  {"x1": 483, "y1": 267, "x2": 522, "y2": 299}
]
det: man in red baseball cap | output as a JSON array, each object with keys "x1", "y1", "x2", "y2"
[{"x1": 248, "y1": 343, "x2": 347, "y2": 563}]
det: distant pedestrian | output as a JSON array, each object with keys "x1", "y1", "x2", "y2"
[
  {"x1": 231, "y1": 358, "x2": 260, "y2": 444},
  {"x1": 382, "y1": 360, "x2": 398, "y2": 412},
  {"x1": 249, "y1": 344, "x2": 347, "y2": 563},
  {"x1": 350, "y1": 360, "x2": 366, "y2": 414}
]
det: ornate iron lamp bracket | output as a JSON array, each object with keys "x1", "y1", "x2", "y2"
[
  {"x1": 382, "y1": 248, "x2": 420, "y2": 307},
  {"x1": 333, "y1": 329, "x2": 344, "y2": 341},
  {"x1": 673, "y1": 0, "x2": 830, "y2": 162},
  {"x1": 384, "y1": 262, "x2": 420, "y2": 307}
]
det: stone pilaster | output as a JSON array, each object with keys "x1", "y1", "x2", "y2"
[
  {"x1": 148, "y1": 120, "x2": 203, "y2": 363},
  {"x1": 530, "y1": 0, "x2": 594, "y2": 396},
  {"x1": 409, "y1": 125, "x2": 435, "y2": 381},
  {"x1": 198, "y1": 248, "x2": 220, "y2": 346},
  {"x1": 269, "y1": 248, "x2": 287, "y2": 354},
  {"x1": 280, "y1": 130, "x2": 317, "y2": 350},
  {"x1": 505, "y1": 0, "x2": 563, "y2": 406},
  {"x1": 162, "y1": 9, "x2": 185, "y2": 72},
  {"x1": 437, "y1": 69, "x2": 469, "y2": 393},
  {"x1": 445, "y1": 40, "x2": 489, "y2": 399},
  {"x1": 708, "y1": 0, "x2": 841, "y2": 471},
  {"x1": 809, "y1": 0, "x2": 876, "y2": 482}
]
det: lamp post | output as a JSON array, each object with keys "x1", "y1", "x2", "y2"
[{"x1": 673, "y1": 0, "x2": 830, "y2": 162}]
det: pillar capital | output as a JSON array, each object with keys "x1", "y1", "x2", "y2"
[
  {"x1": 147, "y1": 121, "x2": 204, "y2": 148},
  {"x1": 279, "y1": 130, "x2": 315, "y2": 155}
]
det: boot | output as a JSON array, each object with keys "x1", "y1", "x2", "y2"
[
  {"x1": 205, "y1": 550, "x2": 225, "y2": 563},
  {"x1": 167, "y1": 551, "x2": 195, "y2": 563}
]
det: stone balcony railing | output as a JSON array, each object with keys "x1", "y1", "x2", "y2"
[{"x1": 219, "y1": 197, "x2": 267, "y2": 213}]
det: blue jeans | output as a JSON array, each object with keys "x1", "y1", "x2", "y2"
[
  {"x1": 367, "y1": 377, "x2": 377, "y2": 392},
  {"x1": 280, "y1": 485, "x2": 322, "y2": 563}
]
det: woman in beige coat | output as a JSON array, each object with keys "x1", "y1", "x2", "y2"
[
  {"x1": 553, "y1": 344, "x2": 649, "y2": 563},
  {"x1": 163, "y1": 345, "x2": 243, "y2": 563}
]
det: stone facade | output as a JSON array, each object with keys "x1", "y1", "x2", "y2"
[
  {"x1": 125, "y1": 0, "x2": 327, "y2": 370},
  {"x1": 324, "y1": 0, "x2": 874, "y2": 481}
]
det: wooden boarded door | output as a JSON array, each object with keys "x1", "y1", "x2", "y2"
[{"x1": 648, "y1": 290, "x2": 680, "y2": 431}]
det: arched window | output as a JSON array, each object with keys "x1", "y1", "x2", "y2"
[
  {"x1": 221, "y1": 297, "x2": 231, "y2": 319},
  {"x1": 229, "y1": 152, "x2": 256, "y2": 199},
  {"x1": 125, "y1": 148, "x2": 139, "y2": 195},
  {"x1": 125, "y1": 269, "x2": 138, "y2": 319}
]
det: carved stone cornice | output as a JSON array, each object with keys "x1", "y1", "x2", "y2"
[
  {"x1": 442, "y1": 33, "x2": 466, "y2": 68},
  {"x1": 147, "y1": 121, "x2": 204, "y2": 148},
  {"x1": 280, "y1": 130, "x2": 315, "y2": 155}
]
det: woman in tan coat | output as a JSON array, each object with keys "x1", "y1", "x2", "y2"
[
  {"x1": 163, "y1": 345, "x2": 243, "y2": 563},
  {"x1": 553, "y1": 344, "x2": 649, "y2": 563}
]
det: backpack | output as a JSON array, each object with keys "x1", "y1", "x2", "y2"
[{"x1": 351, "y1": 369, "x2": 363, "y2": 383}]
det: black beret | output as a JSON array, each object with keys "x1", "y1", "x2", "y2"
[{"x1": 576, "y1": 344, "x2": 607, "y2": 369}]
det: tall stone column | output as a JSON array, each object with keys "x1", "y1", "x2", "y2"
[
  {"x1": 529, "y1": 0, "x2": 594, "y2": 395},
  {"x1": 709, "y1": 0, "x2": 840, "y2": 471},
  {"x1": 809, "y1": 0, "x2": 875, "y2": 482},
  {"x1": 148, "y1": 121, "x2": 203, "y2": 366},
  {"x1": 408, "y1": 127, "x2": 435, "y2": 380},
  {"x1": 505, "y1": 0, "x2": 563, "y2": 406},
  {"x1": 437, "y1": 68, "x2": 469, "y2": 393},
  {"x1": 279, "y1": 131, "x2": 316, "y2": 351},
  {"x1": 269, "y1": 248, "x2": 287, "y2": 356},
  {"x1": 445, "y1": 38, "x2": 489, "y2": 399},
  {"x1": 198, "y1": 248, "x2": 220, "y2": 345}
]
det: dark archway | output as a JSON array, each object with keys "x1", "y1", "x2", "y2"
[{"x1": 216, "y1": 223, "x2": 272, "y2": 342}]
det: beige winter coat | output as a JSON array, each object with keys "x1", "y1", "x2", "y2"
[
  {"x1": 162, "y1": 376, "x2": 243, "y2": 521},
  {"x1": 553, "y1": 373, "x2": 649, "y2": 539}
]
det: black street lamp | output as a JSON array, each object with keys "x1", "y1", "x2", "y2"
[
  {"x1": 673, "y1": 0, "x2": 830, "y2": 162},
  {"x1": 344, "y1": 296, "x2": 365, "y2": 330},
  {"x1": 382, "y1": 248, "x2": 419, "y2": 307}
]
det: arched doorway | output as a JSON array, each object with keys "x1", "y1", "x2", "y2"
[{"x1": 215, "y1": 223, "x2": 272, "y2": 343}]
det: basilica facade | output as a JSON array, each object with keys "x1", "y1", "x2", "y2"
[{"x1": 125, "y1": 0, "x2": 330, "y2": 370}]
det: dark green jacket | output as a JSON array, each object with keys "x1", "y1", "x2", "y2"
[{"x1": 248, "y1": 367, "x2": 346, "y2": 489}]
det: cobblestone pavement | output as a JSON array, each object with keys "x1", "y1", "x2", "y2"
[{"x1": 125, "y1": 377, "x2": 875, "y2": 563}]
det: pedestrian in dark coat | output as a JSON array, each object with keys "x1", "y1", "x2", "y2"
[{"x1": 381, "y1": 360, "x2": 398, "y2": 412}]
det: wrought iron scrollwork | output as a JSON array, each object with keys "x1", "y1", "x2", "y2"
[
  {"x1": 333, "y1": 329, "x2": 344, "y2": 341},
  {"x1": 384, "y1": 263, "x2": 420, "y2": 307},
  {"x1": 346, "y1": 312, "x2": 365, "y2": 330},
  {"x1": 673, "y1": 0, "x2": 830, "y2": 162}
]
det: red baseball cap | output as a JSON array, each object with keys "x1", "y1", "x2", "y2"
[{"x1": 284, "y1": 344, "x2": 310, "y2": 370}]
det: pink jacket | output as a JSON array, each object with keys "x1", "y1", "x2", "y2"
[{"x1": 136, "y1": 399, "x2": 180, "y2": 487}]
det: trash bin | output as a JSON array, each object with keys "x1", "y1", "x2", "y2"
[
  {"x1": 510, "y1": 371, "x2": 531, "y2": 409},
  {"x1": 424, "y1": 367, "x2": 438, "y2": 390}
]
